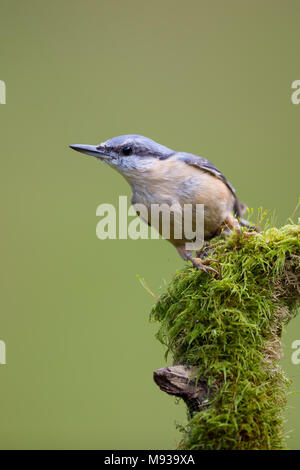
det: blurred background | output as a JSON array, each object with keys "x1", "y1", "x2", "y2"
[{"x1": 0, "y1": 0, "x2": 299, "y2": 449}]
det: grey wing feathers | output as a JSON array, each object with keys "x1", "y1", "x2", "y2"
[
  {"x1": 177, "y1": 152, "x2": 236, "y2": 195},
  {"x1": 177, "y1": 152, "x2": 243, "y2": 217}
]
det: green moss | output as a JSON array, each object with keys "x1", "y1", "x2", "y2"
[{"x1": 151, "y1": 224, "x2": 300, "y2": 450}]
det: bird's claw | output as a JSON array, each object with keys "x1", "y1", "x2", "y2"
[
  {"x1": 242, "y1": 231, "x2": 258, "y2": 238},
  {"x1": 189, "y1": 257, "x2": 220, "y2": 277}
]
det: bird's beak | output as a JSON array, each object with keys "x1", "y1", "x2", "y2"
[{"x1": 69, "y1": 144, "x2": 106, "y2": 159}]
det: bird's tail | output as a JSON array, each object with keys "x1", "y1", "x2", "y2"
[
  {"x1": 240, "y1": 217, "x2": 255, "y2": 229},
  {"x1": 235, "y1": 200, "x2": 258, "y2": 230},
  {"x1": 234, "y1": 199, "x2": 247, "y2": 218}
]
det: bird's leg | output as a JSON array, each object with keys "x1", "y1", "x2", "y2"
[
  {"x1": 177, "y1": 246, "x2": 220, "y2": 276},
  {"x1": 196, "y1": 242, "x2": 212, "y2": 259},
  {"x1": 223, "y1": 214, "x2": 241, "y2": 235}
]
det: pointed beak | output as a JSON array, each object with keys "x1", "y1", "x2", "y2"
[{"x1": 69, "y1": 144, "x2": 106, "y2": 159}]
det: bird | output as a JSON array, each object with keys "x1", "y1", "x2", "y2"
[{"x1": 70, "y1": 135, "x2": 252, "y2": 274}]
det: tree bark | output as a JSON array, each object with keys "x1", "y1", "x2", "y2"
[{"x1": 153, "y1": 365, "x2": 208, "y2": 414}]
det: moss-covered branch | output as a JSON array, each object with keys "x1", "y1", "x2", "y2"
[{"x1": 151, "y1": 224, "x2": 300, "y2": 450}]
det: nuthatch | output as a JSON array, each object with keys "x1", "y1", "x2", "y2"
[{"x1": 70, "y1": 135, "x2": 251, "y2": 273}]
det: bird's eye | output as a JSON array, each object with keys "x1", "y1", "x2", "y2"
[{"x1": 122, "y1": 146, "x2": 133, "y2": 156}]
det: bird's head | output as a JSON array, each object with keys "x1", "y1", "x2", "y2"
[{"x1": 69, "y1": 135, "x2": 173, "y2": 179}]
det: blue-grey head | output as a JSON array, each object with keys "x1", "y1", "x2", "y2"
[{"x1": 69, "y1": 135, "x2": 174, "y2": 179}]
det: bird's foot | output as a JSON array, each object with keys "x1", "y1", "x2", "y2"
[
  {"x1": 242, "y1": 231, "x2": 258, "y2": 238},
  {"x1": 223, "y1": 214, "x2": 241, "y2": 235},
  {"x1": 222, "y1": 215, "x2": 259, "y2": 238},
  {"x1": 185, "y1": 255, "x2": 220, "y2": 277}
]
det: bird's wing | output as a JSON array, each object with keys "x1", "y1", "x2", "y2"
[
  {"x1": 175, "y1": 152, "x2": 243, "y2": 216},
  {"x1": 176, "y1": 152, "x2": 236, "y2": 196}
]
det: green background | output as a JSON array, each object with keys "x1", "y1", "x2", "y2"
[{"x1": 0, "y1": 0, "x2": 299, "y2": 449}]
